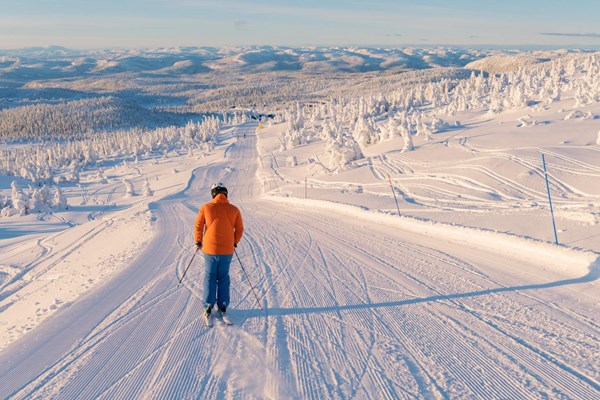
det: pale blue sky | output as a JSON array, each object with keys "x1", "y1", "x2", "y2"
[{"x1": 2, "y1": 0, "x2": 599, "y2": 49}]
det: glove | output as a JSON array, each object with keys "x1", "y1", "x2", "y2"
[{"x1": 196, "y1": 241, "x2": 202, "y2": 248}]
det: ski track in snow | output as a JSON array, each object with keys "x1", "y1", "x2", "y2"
[
  {"x1": 363, "y1": 137, "x2": 600, "y2": 213},
  {"x1": 0, "y1": 124, "x2": 599, "y2": 399}
]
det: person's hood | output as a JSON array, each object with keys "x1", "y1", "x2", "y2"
[{"x1": 212, "y1": 193, "x2": 229, "y2": 203}]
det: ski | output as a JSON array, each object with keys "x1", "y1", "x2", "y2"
[
  {"x1": 203, "y1": 312, "x2": 213, "y2": 328},
  {"x1": 218, "y1": 310, "x2": 233, "y2": 325}
]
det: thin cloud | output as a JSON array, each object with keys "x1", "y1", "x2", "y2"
[
  {"x1": 163, "y1": 1, "x2": 454, "y2": 25},
  {"x1": 386, "y1": 34, "x2": 402, "y2": 37},
  {"x1": 541, "y1": 32, "x2": 600, "y2": 38}
]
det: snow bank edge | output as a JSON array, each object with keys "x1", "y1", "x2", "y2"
[{"x1": 264, "y1": 195, "x2": 597, "y2": 276}]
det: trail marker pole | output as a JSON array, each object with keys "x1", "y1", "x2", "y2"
[
  {"x1": 388, "y1": 174, "x2": 401, "y2": 216},
  {"x1": 542, "y1": 154, "x2": 559, "y2": 245}
]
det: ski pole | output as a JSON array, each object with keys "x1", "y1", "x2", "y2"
[
  {"x1": 235, "y1": 249, "x2": 263, "y2": 311},
  {"x1": 178, "y1": 247, "x2": 199, "y2": 288}
]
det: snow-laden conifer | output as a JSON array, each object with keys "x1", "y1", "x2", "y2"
[
  {"x1": 400, "y1": 127, "x2": 414, "y2": 153},
  {"x1": 29, "y1": 187, "x2": 47, "y2": 213},
  {"x1": 143, "y1": 179, "x2": 154, "y2": 197},
  {"x1": 123, "y1": 179, "x2": 136, "y2": 197},
  {"x1": 417, "y1": 123, "x2": 433, "y2": 141},
  {"x1": 11, "y1": 181, "x2": 29, "y2": 216},
  {"x1": 54, "y1": 186, "x2": 68, "y2": 210}
]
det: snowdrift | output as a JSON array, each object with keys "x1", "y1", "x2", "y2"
[{"x1": 264, "y1": 195, "x2": 597, "y2": 278}]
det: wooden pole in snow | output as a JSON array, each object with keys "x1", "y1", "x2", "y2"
[
  {"x1": 387, "y1": 174, "x2": 401, "y2": 217},
  {"x1": 542, "y1": 154, "x2": 559, "y2": 245},
  {"x1": 305, "y1": 177, "x2": 307, "y2": 199}
]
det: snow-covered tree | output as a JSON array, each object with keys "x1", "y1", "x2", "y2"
[
  {"x1": 488, "y1": 96, "x2": 504, "y2": 115},
  {"x1": 68, "y1": 163, "x2": 81, "y2": 184},
  {"x1": 417, "y1": 123, "x2": 433, "y2": 141},
  {"x1": 1, "y1": 205, "x2": 16, "y2": 218},
  {"x1": 353, "y1": 117, "x2": 378, "y2": 148},
  {"x1": 123, "y1": 179, "x2": 136, "y2": 197},
  {"x1": 143, "y1": 179, "x2": 154, "y2": 197},
  {"x1": 400, "y1": 126, "x2": 414, "y2": 153},
  {"x1": 380, "y1": 118, "x2": 397, "y2": 141},
  {"x1": 27, "y1": 185, "x2": 52, "y2": 213},
  {"x1": 0, "y1": 196, "x2": 15, "y2": 218},
  {"x1": 286, "y1": 156, "x2": 298, "y2": 167},
  {"x1": 325, "y1": 131, "x2": 363, "y2": 171},
  {"x1": 11, "y1": 181, "x2": 29, "y2": 216},
  {"x1": 54, "y1": 186, "x2": 68, "y2": 210},
  {"x1": 320, "y1": 121, "x2": 335, "y2": 141}
]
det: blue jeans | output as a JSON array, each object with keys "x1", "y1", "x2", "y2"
[{"x1": 203, "y1": 254, "x2": 233, "y2": 309}]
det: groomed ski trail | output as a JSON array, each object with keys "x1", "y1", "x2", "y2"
[{"x1": 0, "y1": 123, "x2": 598, "y2": 399}]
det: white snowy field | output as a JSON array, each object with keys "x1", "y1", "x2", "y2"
[
  {"x1": 1, "y1": 47, "x2": 600, "y2": 399},
  {"x1": 0, "y1": 122, "x2": 598, "y2": 399},
  {"x1": 0, "y1": 145, "x2": 206, "y2": 349},
  {"x1": 259, "y1": 100, "x2": 600, "y2": 253}
]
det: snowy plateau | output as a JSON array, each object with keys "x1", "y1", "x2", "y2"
[{"x1": 0, "y1": 46, "x2": 599, "y2": 399}]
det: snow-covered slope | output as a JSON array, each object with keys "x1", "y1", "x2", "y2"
[
  {"x1": 0, "y1": 125, "x2": 598, "y2": 399},
  {"x1": 464, "y1": 50, "x2": 570, "y2": 73},
  {"x1": 263, "y1": 52, "x2": 600, "y2": 252},
  {"x1": 1, "y1": 47, "x2": 599, "y2": 398}
]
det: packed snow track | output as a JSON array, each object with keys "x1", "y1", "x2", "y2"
[{"x1": 0, "y1": 124, "x2": 598, "y2": 399}]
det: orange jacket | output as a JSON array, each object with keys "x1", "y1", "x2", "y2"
[{"x1": 194, "y1": 193, "x2": 244, "y2": 255}]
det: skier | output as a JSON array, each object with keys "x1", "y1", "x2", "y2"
[{"x1": 194, "y1": 183, "x2": 244, "y2": 325}]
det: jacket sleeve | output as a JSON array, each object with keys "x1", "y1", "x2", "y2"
[
  {"x1": 194, "y1": 207, "x2": 205, "y2": 243},
  {"x1": 233, "y1": 209, "x2": 244, "y2": 245}
]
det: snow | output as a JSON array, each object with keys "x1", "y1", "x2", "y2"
[
  {"x1": 0, "y1": 148, "x2": 206, "y2": 350},
  {"x1": 1, "y1": 47, "x2": 600, "y2": 399},
  {"x1": 464, "y1": 51, "x2": 568, "y2": 74},
  {"x1": 264, "y1": 195, "x2": 595, "y2": 277},
  {"x1": 0, "y1": 46, "x2": 484, "y2": 83}
]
